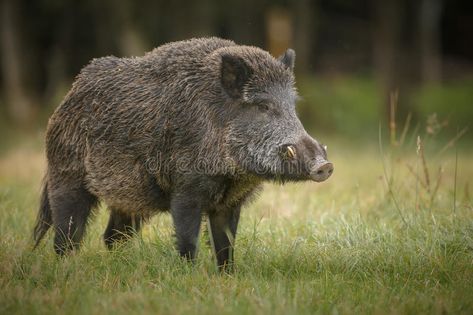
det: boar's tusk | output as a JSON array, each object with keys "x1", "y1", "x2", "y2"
[{"x1": 287, "y1": 145, "x2": 296, "y2": 159}]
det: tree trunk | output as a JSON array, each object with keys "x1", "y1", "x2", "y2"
[
  {"x1": 373, "y1": 0, "x2": 402, "y2": 118},
  {"x1": 419, "y1": 0, "x2": 443, "y2": 84},
  {"x1": 0, "y1": 0, "x2": 34, "y2": 124},
  {"x1": 292, "y1": 0, "x2": 316, "y2": 74},
  {"x1": 266, "y1": 6, "x2": 292, "y2": 57},
  {"x1": 225, "y1": 0, "x2": 265, "y2": 46}
]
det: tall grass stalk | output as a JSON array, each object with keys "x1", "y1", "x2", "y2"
[
  {"x1": 389, "y1": 91, "x2": 398, "y2": 147},
  {"x1": 378, "y1": 124, "x2": 408, "y2": 226},
  {"x1": 453, "y1": 146, "x2": 458, "y2": 216}
]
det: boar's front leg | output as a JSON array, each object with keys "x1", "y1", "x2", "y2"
[
  {"x1": 208, "y1": 206, "x2": 241, "y2": 272},
  {"x1": 170, "y1": 194, "x2": 202, "y2": 261}
]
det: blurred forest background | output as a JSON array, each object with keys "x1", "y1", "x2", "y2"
[
  {"x1": 3, "y1": 2, "x2": 473, "y2": 313},
  {"x1": 0, "y1": 0, "x2": 472, "y2": 141}
]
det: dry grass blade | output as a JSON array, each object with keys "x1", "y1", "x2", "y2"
[
  {"x1": 464, "y1": 182, "x2": 471, "y2": 204},
  {"x1": 453, "y1": 147, "x2": 458, "y2": 215},
  {"x1": 399, "y1": 112, "x2": 412, "y2": 146},
  {"x1": 429, "y1": 166, "x2": 443, "y2": 210},
  {"x1": 418, "y1": 136, "x2": 431, "y2": 194},
  {"x1": 406, "y1": 163, "x2": 428, "y2": 191},
  {"x1": 389, "y1": 90, "x2": 399, "y2": 147},
  {"x1": 415, "y1": 136, "x2": 420, "y2": 211},
  {"x1": 407, "y1": 123, "x2": 421, "y2": 149},
  {"x1": 438, "y1": 127, "x2": 468, "y2": 156},
  {"x1": 206, "y1": 218, "x2": 217, "y2": 268},
  {"x1": 379, "y1": 124, "x2": 408, "y2": 226}
]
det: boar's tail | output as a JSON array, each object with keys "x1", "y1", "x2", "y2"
[{"x1": 33, "y1": 175, "x2": 52, "y2": 249}]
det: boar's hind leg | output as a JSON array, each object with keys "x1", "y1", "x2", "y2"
[
  {"x1": 49, "y1": 185, "x2": 97, "y2": 255},
  {"x1": 170, "y1": 195, "x2": 202, "y2": 261},
  {"x1": 104, "y1": 209, "x2": 142, "y2": 249},
  {"x1": 208, "y1": 206, "x2": 241, "y2": 272}
]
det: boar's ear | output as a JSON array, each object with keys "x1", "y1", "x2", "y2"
[
  {"x1": 221, "y1": 54, "x2": 252, "y2": 99},
  {"x1": 278, "y1": 49, "x2": 295, "y2": 71}
]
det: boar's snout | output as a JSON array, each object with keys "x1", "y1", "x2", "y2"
[
  {"x1": 281, "y1": 136, "x2": 334, "y2": 182},
  {"x1": 309, "y1": 158, "x2": 333, "y2": 182}
]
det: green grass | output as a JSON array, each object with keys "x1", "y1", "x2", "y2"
[{"x1": 1, "y1": 133, "x2": 472, "y2": 315}]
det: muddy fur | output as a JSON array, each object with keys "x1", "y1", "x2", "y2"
[{"x1": 33, "y1": 37, "x2": 331, "y2": 270}]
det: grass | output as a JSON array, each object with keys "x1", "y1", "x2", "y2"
[{"x1": 1, "y1": 130, "x2": 473, "y2": 315}]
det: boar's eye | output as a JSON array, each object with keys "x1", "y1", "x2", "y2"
[
  {"x1": 259, "y1": 103, "x2": 270, "y2": 112},
  {"x1": 255, "y1": 100, "x2": 270, "y2": 112}
]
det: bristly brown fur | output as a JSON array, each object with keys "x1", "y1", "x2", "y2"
[{"x1": 34, "y1": 37, "x2": 330, "y2": 268}]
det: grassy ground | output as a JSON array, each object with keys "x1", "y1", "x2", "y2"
[{"x1": 0, "y1": 131, "x2": 472, "y2": 315}]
